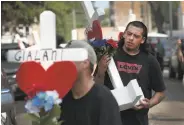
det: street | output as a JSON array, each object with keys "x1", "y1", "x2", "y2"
[
  {"x1": 13, "y1": 68, "x2": 184, "y2": 125},
  {"x1": 149, "y1": 69, "x2": 184, "y2": 125}
]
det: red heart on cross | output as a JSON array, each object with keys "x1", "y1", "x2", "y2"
[
  {"x1": 16, "y1": 61, "x2": 77, "y2": 98},
  {"x1": 87, "y1": 20, "x2": 103, "y2": 40}
]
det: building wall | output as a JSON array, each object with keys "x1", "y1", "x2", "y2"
[
  {"x1": 181, "y1": 1, "x2": 184, "y2": 12},
  {"x1": 113, "y1": 1, "x2": 152, "y2": 31}
]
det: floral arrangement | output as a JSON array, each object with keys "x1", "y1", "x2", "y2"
[
  {"x1": 85, "y1": 20, "x2": 119, "y2": 62},
  {"x1": 89, "y1": 39, "x2": 118, "y2": 61},
  {"x1": 24, "y1": 90, "x2": 63, "y2": 125},
  {"x1": 16, "y1": 61, "x2": 77, "y2": 125}
]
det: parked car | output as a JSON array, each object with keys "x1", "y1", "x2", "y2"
[
  {"x1": 1, "y1": 43, "x2": 26, "y2": 101},
  {"x1": 147, "y1": 34, "x2": 172, "y2": 70},
  {"x1": 1, "y1": 69, "x2": 17, "y2": 125},
  {"x1": 3, "y1": 68, "x2": 27, "y2": 101}
]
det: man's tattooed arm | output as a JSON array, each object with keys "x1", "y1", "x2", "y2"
[{"x1": 149, "y1": 91, "x2": 166, "y2": 108}]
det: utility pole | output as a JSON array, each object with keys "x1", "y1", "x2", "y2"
[
  {"x1": 169, "y1": 1, "x2": 173, "y2": 37},
  {"x1": 72, "y1": 9, "x2": 76, "y2": 29}
]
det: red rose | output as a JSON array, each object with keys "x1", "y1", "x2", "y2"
[
  {"x1": 118, "y1": 32, "x2": 124, "y2": 41},
  {"x1": 107, "y1": 39, "x2": 118, "y2": 48}
]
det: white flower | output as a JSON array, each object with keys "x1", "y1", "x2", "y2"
[
  {"x1": 46, "y1": 90, "x2": 62, "y2": 104},
  {"x1": 55, "y1": 99, "x2": 62, "y2": 104},
  {"x1": 25, "y1": 100, "x2": 40, "y2": 113},
  {"x1": 46, "y1": 90, "x2": 59, "y2": 100}
]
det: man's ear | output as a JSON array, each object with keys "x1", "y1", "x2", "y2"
[
  {"x1": 141, "y1": 37, "x2": 145, "y2": 44},
  {"x1": 91, "y1": 64, "x2": 97, "y2": 76},
  {"x1": 83, "y1": 59, "x2": 90, "y2": 69}
]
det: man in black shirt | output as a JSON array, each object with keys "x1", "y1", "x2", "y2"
[
  {"x1": 59, "y1": 40, "x2": 122, "y2": 125},
  {"x1": 95, "y1": 21, "x2": 166, "y2": 125}
]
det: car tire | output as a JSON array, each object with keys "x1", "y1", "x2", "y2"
[
  {"x1": 169, "y1": 65, "x2": 176, "y2": 78},
  {"x1": 6, "y1": 108, "x2": 17, "y2": 125},
  {"x1": 14, "y1": 88, "x2": 26, "y2": 101},
  {"x1": 1, "y1": 107, "x2": 17, "y2": 125}
]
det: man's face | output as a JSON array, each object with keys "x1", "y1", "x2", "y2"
[
  {"x1": 73, "y1": 61, "x2": 83, "y2": 74},
  {"x1": 73, "y1": 59, "x2": 91, "y2": 77},
  {"x1": 123, "y1": 25, "x2": 145, "y2": 51}
]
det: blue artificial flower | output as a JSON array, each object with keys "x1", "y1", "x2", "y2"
[
  {"x1": 32, "y1": 96, "x2": 45, "y2": 107},
  {"x1": 25, "y1": 100, "x2": 40, "y2": 113},
  {"x1": 90, "y1": 39, "x2": 107, "y2": 47},
  {"x1": 25, "y1": 91, "x2": 61, "y2": 113},
  {"x1": 44, "y1": 96, "x2": 54, "y2": 112},
  {"x1": 37, "y1": 92, "x2": 46, "y2": 99},
  {"x1": 32, "y1": 92, "x2": 46, "y2": 107}
]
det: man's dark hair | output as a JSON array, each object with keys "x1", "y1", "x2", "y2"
[{"x1": 119, "y1": 21, "x2": 150, "y2": 54}]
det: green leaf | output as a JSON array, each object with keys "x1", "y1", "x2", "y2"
[
  {"x1": 24, "y1": 113, "x2": 40, "y2": 122},
  {"x1": 40, "y1": 105, "x2": 61, "y2": 125},
  {"x1": 58, "y1": 120, "x2": 64, "y2": 125},
  {"x1": 32, "y1": 121, "x2": 41, "y2": 125},
  {"x1": 49, "y1": 105, "x2": 61, "y2": 118},
  {"x1": 2, "y1": 1, "x2": 87, "y2": 41}
]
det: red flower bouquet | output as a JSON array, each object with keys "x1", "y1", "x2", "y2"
[{"x1": 89, "y1": 39, "x2": 118, "y2": 61}]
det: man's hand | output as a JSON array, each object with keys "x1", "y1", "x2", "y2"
[
  {"x1": 94, "y1": 54, "x2": 111, "y2": 84},
  {"x1": 133, "y1": 104, "x2": 144, "y2": 110},
  {"x1": 133, "y1": 91, "x2": 165, "y2": 110},
  {"x1": 133, "y1": 98, "x2": 150, "y2": 110},
  {"x1": 97, "y1": 54, "x2": 111, "y2": 75},
  {"x1": 139, "y1": 98, "x2": 150, "y2": 108}
]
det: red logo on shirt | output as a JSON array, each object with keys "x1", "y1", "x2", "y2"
[{"x1": 117, "y1": 61, "x2": 142, "y2": 74}]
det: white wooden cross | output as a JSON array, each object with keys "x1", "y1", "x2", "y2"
[
  {"x1": 81, "y1": 1, "x2": 144, "y2": 111},
  {"x1": 7, "y1": 11, "x2": 88, "y2": 70}
]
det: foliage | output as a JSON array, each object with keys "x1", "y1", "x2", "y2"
[
  {"x1": 149, "y1": 1, "x2": 180, "y2": 33},
  {"x1": 1, "y1": 1, "x2": 45, "y2": 25},
  {"x1": 1, "y1": 1, "x2": 87, "y2": 40},
  {"x1": 25, "y1": 105, "x2": 62, "y2": 125}
]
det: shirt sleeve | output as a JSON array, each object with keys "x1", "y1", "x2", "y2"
[
  {"x1": 148, "y1": 54, "x2": 166, "y2": 92},
  {"x1": 99, "y1": 89, "x2": 122, "y2": 125}
]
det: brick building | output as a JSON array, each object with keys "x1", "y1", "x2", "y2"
[
  {"x1": 111, "y1": 1, "x2": 152, "y2": 31},
  {"x1": 111, "y1": 1, "x2": 184, "y2": 31}
]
